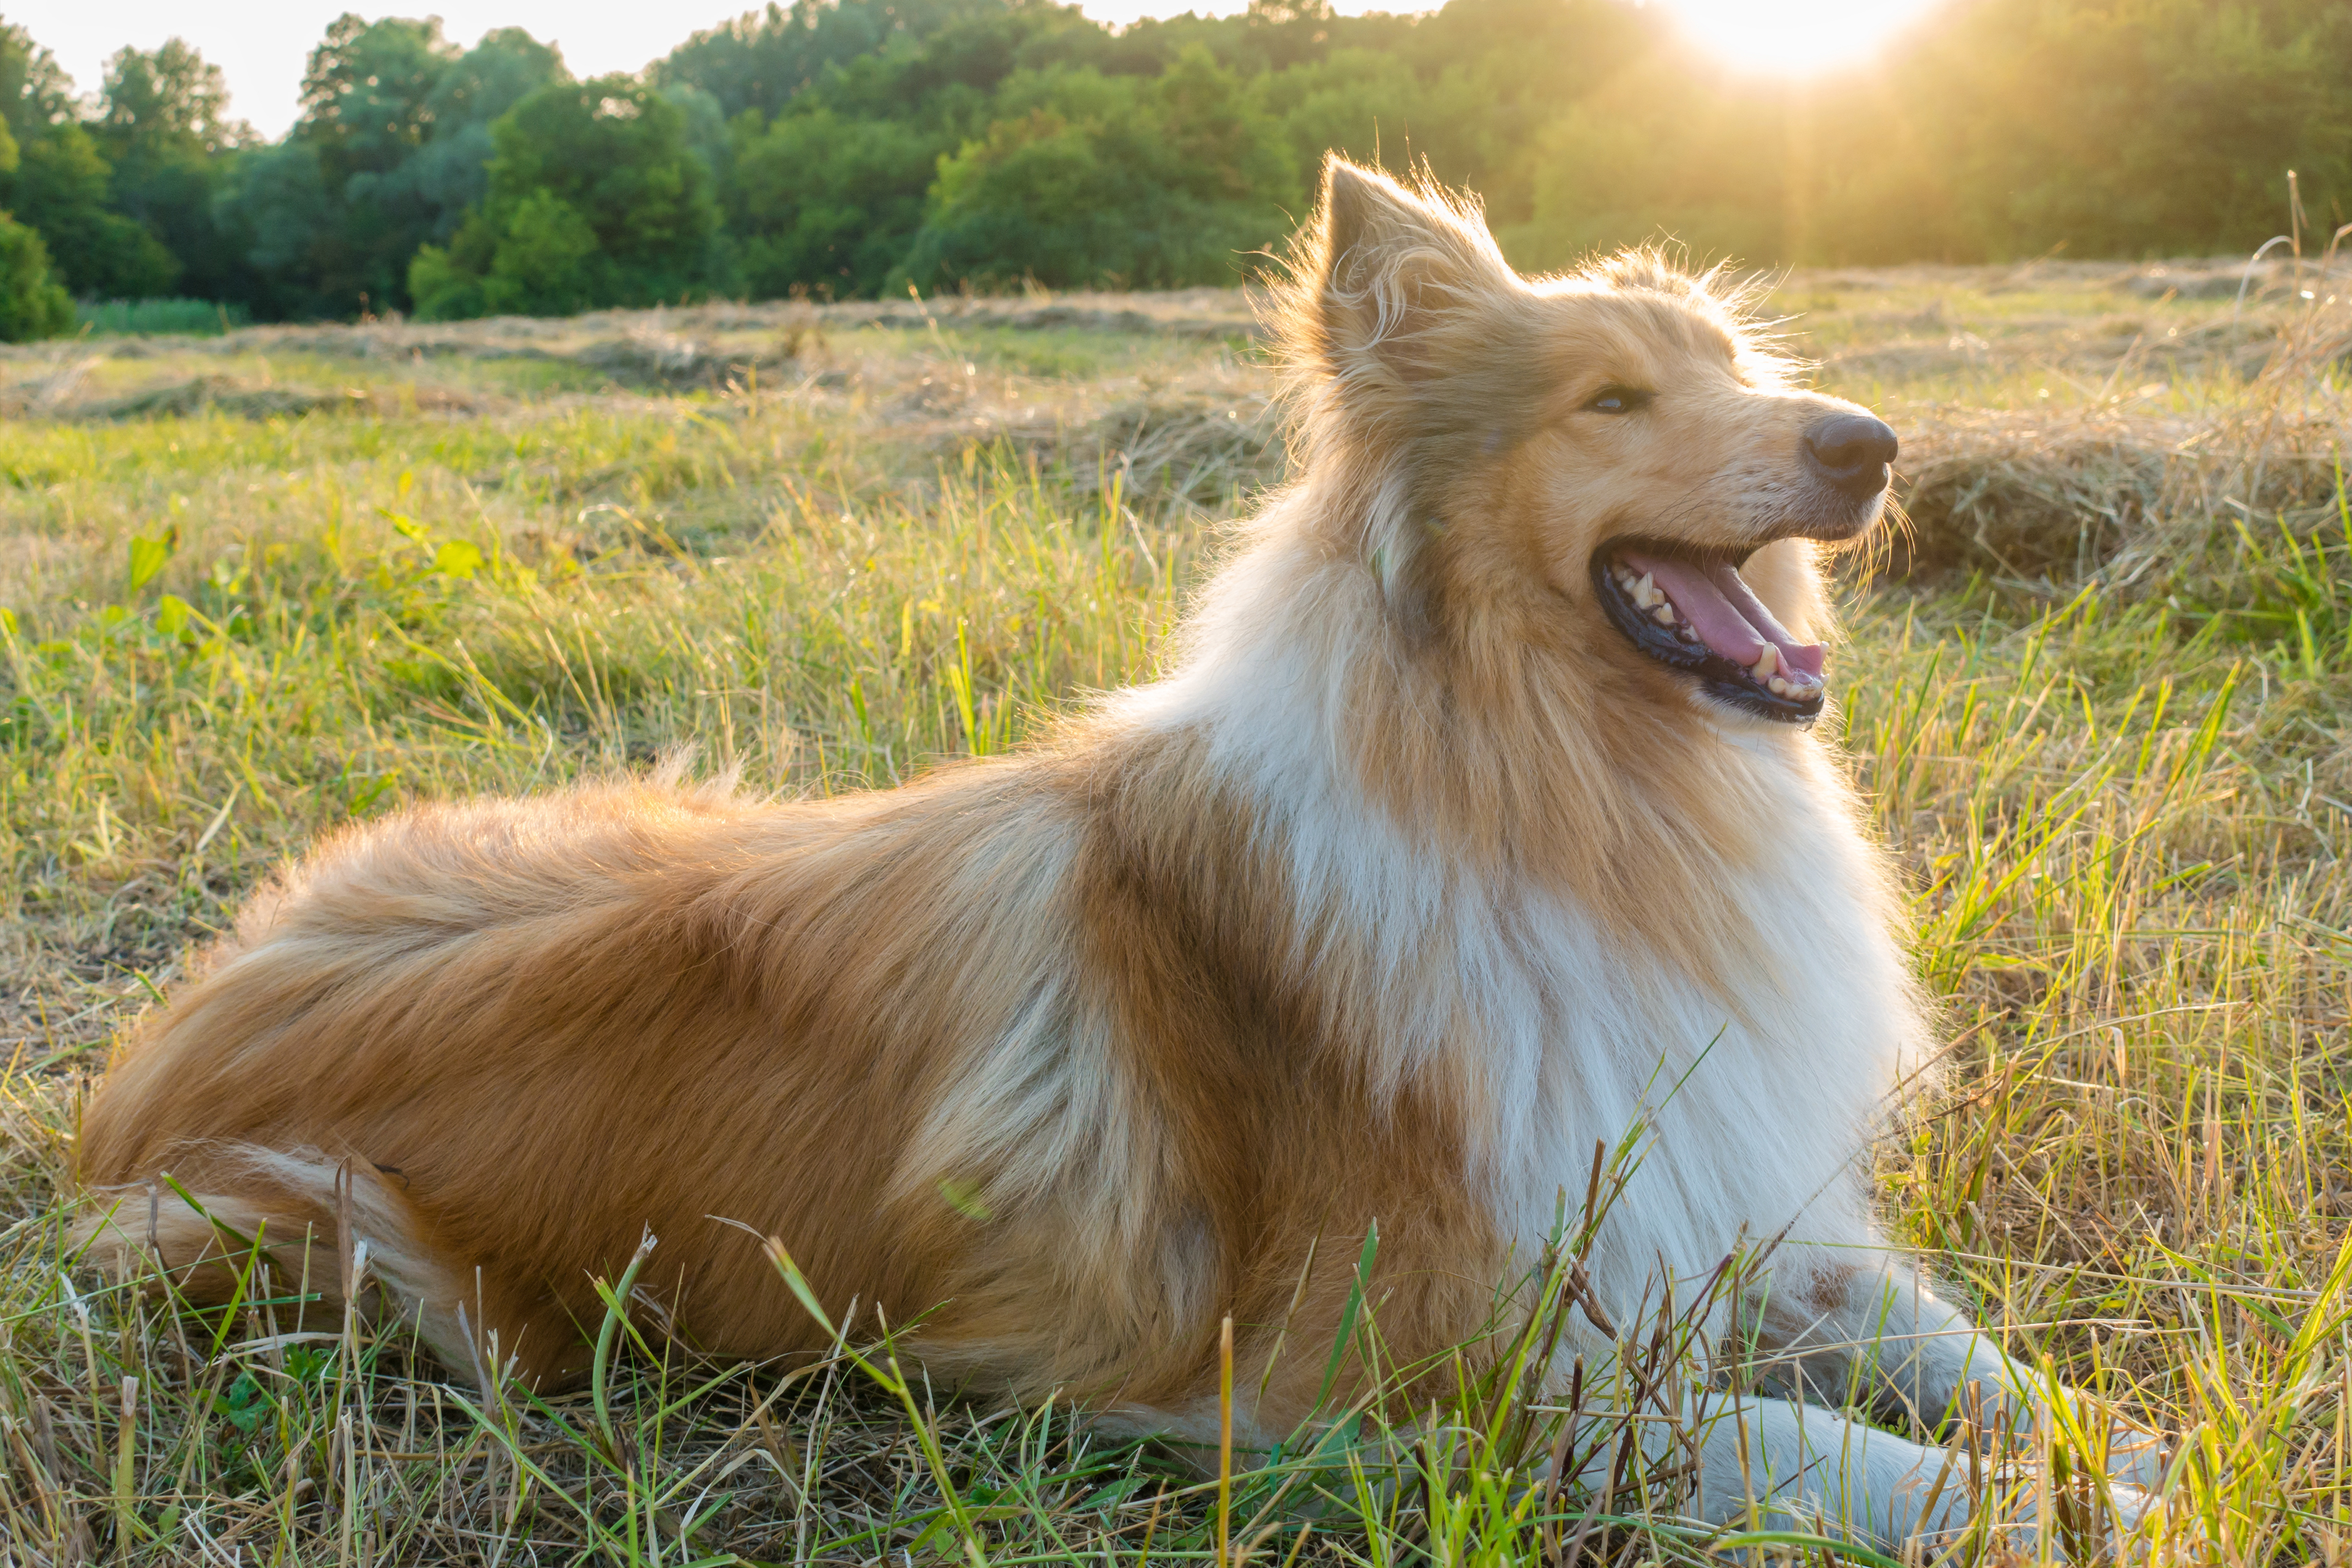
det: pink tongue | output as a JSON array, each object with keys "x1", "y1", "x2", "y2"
[{"x1": 1621, "y1": 552, "x2": 1825, "y2": 680}]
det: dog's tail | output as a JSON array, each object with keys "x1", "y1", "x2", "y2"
[{"x1": 72, "y1": 1147, "x2": 480, "y2": 1377}]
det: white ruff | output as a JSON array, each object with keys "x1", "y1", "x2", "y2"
[{"x1": 1115, "y1": 523, "x2": 1925, "y2": 1339}]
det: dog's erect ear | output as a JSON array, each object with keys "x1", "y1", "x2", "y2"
[{"x1": 1312, "y1": 156, "x2": 1515, "y2": 386}]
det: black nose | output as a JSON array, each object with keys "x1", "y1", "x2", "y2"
[{"x1": 1803, "y1": 413, "x2": 1899, "y2": 499}]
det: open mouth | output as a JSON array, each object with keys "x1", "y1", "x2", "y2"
[{"x1": 1591, "y1": 541, "x2": 1827, "y2": 724}]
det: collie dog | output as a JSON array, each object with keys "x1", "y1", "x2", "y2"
[{"x1": 78, "y1": 159, "x2": 2157, "y2": 1548}]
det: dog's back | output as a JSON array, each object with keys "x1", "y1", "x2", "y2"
[{"x1": 79, "y1": 738, "x2": 1509, "y2": 1425}]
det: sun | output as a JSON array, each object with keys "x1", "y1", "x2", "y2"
[{"x1": 1649, "y1": 0, "x2": 1946, "y2": 75}]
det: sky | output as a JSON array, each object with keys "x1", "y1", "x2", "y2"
[{"x1": 18, "y1": 0, "x2": 1943, "y2": 139}]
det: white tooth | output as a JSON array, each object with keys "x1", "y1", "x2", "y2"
[
  {"x1": 1770, "y1": 677, "x2": 1790, "y2": 696},
  {"x1": 1635, "y1": 572, "x2": 1657, "y2": 608},
  {"x1": 1652, "y1": 603, "x2": 1675, "y2": 625},
  {"x1": 1750, "y1": 644, "x2": 1778, "y2": 680}
]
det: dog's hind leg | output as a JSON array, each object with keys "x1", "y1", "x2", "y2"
[{"x1": 74, "y1": 1147, "x2": 483, "y2": 1377}]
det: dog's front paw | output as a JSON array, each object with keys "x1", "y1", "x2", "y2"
[
  {"x1": 2099, "y1": 1425, "x2": 2171, "y2": 1492},
  {"x1": 2082, "y1": 1480, "x2": 2159, "y2": 1561},
  {"x1": 1950, "y1": 1479, "x2": 2157, "y2": 1564}
]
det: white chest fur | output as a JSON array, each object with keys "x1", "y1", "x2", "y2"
[{"x1": 1123, "y1": 559, "x2": 1924, "y2": 1333}]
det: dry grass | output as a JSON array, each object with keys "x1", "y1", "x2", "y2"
[{"x1": 2, "y1": 258, "x2": 2350, "y2": 1565}]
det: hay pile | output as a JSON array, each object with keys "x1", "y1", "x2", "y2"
[
  {"x1": 57, "y1": 377, "x2": 486, "y2": 422},
  {"x1": 1886, "y1": 314, "x2": 2352, "y2": 592},
  {"x1": 994, "y1": 393, "x2": 1285, "y2": 507}
]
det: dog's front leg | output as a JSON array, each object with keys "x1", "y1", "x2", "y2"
[
  {"x1": 1758, "y1": 1254, "x2": 2169, "y2": 1492},
  {"x1": 1686, "y1": 1390, "x2": 2150, "y2": 1556}
]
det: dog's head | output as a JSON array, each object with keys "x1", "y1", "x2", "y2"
[{"x1": 1275, "y1": 157, "x2": 1894, "y2": 727}]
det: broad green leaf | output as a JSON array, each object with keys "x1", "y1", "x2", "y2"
[
  {"x1": 377, "y1": 507, "x2": 428, "y2": 542},
  {"x1": 433, "y1": 540, "x2": 484, "y2": 579},
  {"x1": 128, "y1": 532, "x2": 175, "y2": 592}
]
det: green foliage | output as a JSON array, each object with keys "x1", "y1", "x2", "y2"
[
  {"x1": 1816, "y1": 0, "x2": 2352, "y2": 264},
  {"x1": 75, "y1": 296, "x2": 249, "y2": 335},
  {"x1": 0, "y1": 19, "x2": 73, "y2": 139},
  {"x1": 211, "y1": 18, "x2": 568, "y2": 318},
  {"x1": 412, "y1": 75, "x2": 720, "y2": 318},
  {"x1": 286, "y1": 15, "x2": 466, "y2": 313},
  {"x1": 93, "y1": 41, "x2": 255, "y2": 308},
  {"x1": 905, "y1": 50, "x2": 1297, "y2": 290},
  {"x1": 729, "y1": 106, "x2": 949, "y2": 297},
  {"x1": 127, "y1": 530, "x2": 177, "y2": 594},
  {"x1": 296, "y1": 14, "x2": 461, "y2": 178},
  {"x1": 653, "y1": 0, "x2": 1019, "y2": 122},
  {"x1": 210, "y1": 139, "x2": 343, "y2": 319},
  {"x1": 0, "y1": 24, "x2": 178, "y2": 300},
  {"x1": 0, "y1": 206, "x2": 69, "y2": 340},
  {"x1": 7, "y1": 0, "x2": 2352, "y2": 322},
  {"x1": 350, "y1": 27, "x2": 566, "y2": 250},
  {"x1": 9, "y1": 123, "x2": 178, "y2": 296},
  {"x1": 414, "y1": 185, "x2": 599, "y2": 318}
]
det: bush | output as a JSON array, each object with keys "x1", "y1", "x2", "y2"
[
  {"x1": 0, "y1": 210, "x2": 72, "y2": 340},
  {"x1": 75, "y1": 296, "x2": 251, "y2": 335}
]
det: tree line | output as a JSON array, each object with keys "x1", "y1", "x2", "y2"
[{"x1": 1, "y1": 0, "x2": 2348, "y2": 337}]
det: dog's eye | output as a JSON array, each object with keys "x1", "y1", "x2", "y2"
[{"x1": 1584, "y1": 386, "x2": 1653, "y2": 415}]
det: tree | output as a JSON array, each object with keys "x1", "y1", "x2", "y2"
[
  {"x1": 728, "y1": 107, "x2": 943, "y2": 297},
  {"x1": 655, "y1": 0, "x2": 1021, "y2": 123},
  {"x1": 297, "y1": 14, "x2": 460, "y2": 181},
  {"x1": 357, "y1": 28, "x2": 569, "y2": 248},
  {"x1": 0, "y1": 209, "x2": 70, "y2": 339},
  {"x1": 0, "y1": 21, "x2": 176, "y2": 297},
  {"x1": 215, "y1": 17, "x2": 566, "y2": 316},
  {"x1": 410, "y1": 75, "x2": 720, "y2": 318},
  {"x1": 95, "y1": 41, "x2": 256, "y2": 306},
  {"x1": 1502, "y1": 51, "x2": 1792, "y2": 270},
  {"x1": 211, "y1": 139, "x2": 343, "y2": 318},
  {"x1": 903, "y1": 50, "x2": 1298, "y2": 291},
  {"x1": 1826, "y1": 0, "x2": 2352, "y2": 260},
  {"x1": 0, "y1": 18, "x2": 73, "y2": 137},
  {"x1": 98, "y1": 39, "x2": 244, "y2": 145},
  {"x1": 292, "y1": 14, "x2": 463, "y2": 310},
  {"x1": 13, "y1": 0, "x2": 2346, "y2": 322},
  {"x1": 0, "y1": 112, "x2": 66, "y2": 339}
]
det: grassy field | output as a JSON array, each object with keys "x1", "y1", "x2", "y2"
[{"x1": 2, "y1": 252, "x2": 2350, "y2": 1565}]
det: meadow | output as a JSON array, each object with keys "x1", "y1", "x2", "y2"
[{"x1": 1, "y1": 252, "x2": 2350, "y2": 1565}]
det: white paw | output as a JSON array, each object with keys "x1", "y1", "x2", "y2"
[
  {"x1": 2101, "y1": 1428, "x2": 2171, "y2": 1492},
  {"x1": 2038, "y1": 1477, "x2": 2158, "y2": 1561}
]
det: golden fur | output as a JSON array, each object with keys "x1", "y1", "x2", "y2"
[{"x1": 77, "y1": 161, "x2": 2159, "y2": 1546}]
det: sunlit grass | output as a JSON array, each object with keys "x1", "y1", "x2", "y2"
[{"x1": 2, "y1": 265, "x2": 2349, "y2": 1562}]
